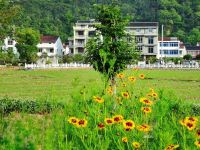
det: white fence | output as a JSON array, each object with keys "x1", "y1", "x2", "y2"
[
  {"x1": 25, "y1": 63, "x2": 91, "y2": 69},
  {"x1": 25, "y1": 63, "x2": 200, "y2": 69}
]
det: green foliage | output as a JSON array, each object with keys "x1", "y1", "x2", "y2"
[
  {"x1": 15, "y1": 28, "x2": 40, "y2": 63},
  {"x1": 0, "y1": 97, "x2": 64, "y2": 115},
  {"x1": 183, "y1": 54, "x2": 192, "y2": 60},
  {"x1": 187, "y1": 28, "x2": 200, "y2": 46},
  {"x1": 0, "y1": 0, "x2": 20, "y2": 40},
  {"x1": 0, "y1": 49, "x2": 19, "y2": 65},
  {"x1": 196, "y1": 54, "x2": 200, "y2": 60},
  {"x1": 85, "y1": 4, "x2": 137, "y2": 81}
]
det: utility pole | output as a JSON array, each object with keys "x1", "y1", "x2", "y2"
[{"x1": 161, "y1": 24, "x2": 164, "y2": 65}]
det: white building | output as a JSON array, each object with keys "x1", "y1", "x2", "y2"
[
  {"x1": 37, "y1": 36, "x2": 64, "y2": 64},
  {"x1": 69, "y1": 19, "x2": 99, "y2": 54},
  {"x1": 2, "y1": 37, "x2": 18, "y2": 54},
  {"x1": 126, "y1": 22, "x2": 159, "y2": 60},
  {"x1": 157, "y1": 37, "x2": 186, "y2": 59}
]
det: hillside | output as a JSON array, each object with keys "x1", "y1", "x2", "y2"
[{"x1": 13, "y1": 0, "x2": 200, "y2": 44}]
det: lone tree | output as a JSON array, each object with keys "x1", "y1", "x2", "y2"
[{"x1": 85, "y1": 3, "x2": 137, "y2": 90}]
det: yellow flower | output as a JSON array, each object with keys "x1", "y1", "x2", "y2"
[
  {"x1": 93, "y1": 96, "x2": 104, "y2": 103},
  {"x1": 185, "y1": 117, "x2": 198, "y2": 124},
  {"x1": 132, "y1": 142, "x2": 140, "y2": 149},
  {"x1": 141, "y1": 107, "x2": 152, "y2": 114},
  {"x1": 179, "y1": 119, "x2": 186, "y2": 126},
  {"x1": 122, "y1": 82, "x2": 127, "y2": 87},
  {"x1": 104, "y1": 118, "x2": 114, "y2": 125},
  {"x1": 196, "y1": 129, "x2": 200, "y2": 138},
  {"x1": 107, "y1": 86, "x2": 113, "y2": 95},
  {"x1": 128, "y1": 76, "x2": 136, "y2": 82},
  {"x1": 195, "y1": 141, "x2": 200, "y2": 148},
  {"x1": 185, "y1": 122, "x2": 196, "y2": 131},
  {"x1": 122, "y1": 92, "x2": 130, "y2": 99},
  {"x1": 122, "y1": 137, "x2": 128, "y2": 143},
  {"x1": 68, "y1": 117, "x2": 79, "y2": 125},
  {"x1": 151, "y1": 92, "x2": 158, "y2": 98},
  {"x1": 139, "y1": 74, "x2": 145, "y2": 79},
  {"x1": 117, "y1": 73, "x2": 124, "y2": 79},
  {"x1": 137, "y1": 124, "x2": 151, "y2": 132},
  {"x1": 139, "y1": 97, "x2": 153, "y2": 105},
  {"x1": 123, "y1": 120, "x2": 135, "y2": 131},
  {"x1": 164, "y1": 144, "x2": 179, "y2": 150},
  {"x1": 113, "y1": 115, "x2": 123, "y2": 123},
  {"x1": 77, "y1": 119, "x2": 87, "y2": 128}
]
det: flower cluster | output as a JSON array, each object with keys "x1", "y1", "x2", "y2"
[
  {"x1": 179, "y1": 116, "x2": 198, "y2": 131},
  {"x1": 68, "y1": 117, "x2": 87, "y2": 128}
]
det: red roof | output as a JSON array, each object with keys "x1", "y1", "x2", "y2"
[
  {"x1": 158, "y1": 37, "x2": 178, "y2": 41},
  {"x1": 41, "y1": 36, "x2": 58, "y2": 43}
]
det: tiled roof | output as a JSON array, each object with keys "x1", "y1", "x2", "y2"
[
  {"x1": 186, "y1": 46, "x2": 200, "y2": 51},
  {"x1": 41, "y1": 36, "x2": 58, "y2": 43},
  {"x1": 128, "y1": 22, "x2": 159, "y2": 27}
]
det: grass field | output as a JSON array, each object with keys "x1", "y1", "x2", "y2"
[
  {"x1": 0, "y1": 68, "x2": 199, "y2": 102},
  {"x1": 1, "y1": 68, "x2": 200, "y2": 149}
]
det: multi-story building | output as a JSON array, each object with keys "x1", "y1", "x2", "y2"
[
  {"x1": 37, "y1": 35, "x2": 64, "y2": 64},
  {"x1": 157, "y1": 37, "x2": 186, "y2": 59},
  {"x1": 69, "y1": 19, "x2": 99, "y2": 54},
  {"x1": 2, "y1": 37, "x2": 18, "y2": 54},
  {"x1": 126, "y1": 22, "x2": 159, "y2": 60}
]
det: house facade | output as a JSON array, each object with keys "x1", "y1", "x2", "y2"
[
  {"x1": 126, "y1": 22, "x2": 159, "y2": 60},
  {"x1": 68, "y1": 19, "x2": 99, "y2": 54},
  {"x1": 37, "y1": 36, "x2": 64, "y2": 64},
  {"x1": 186, "y1": 46, "x2": 200, "y2": 59},
  {"x1": 2, "y1": 37, "x2": 18, "y2": 54},
  {"x1": 157, "y1": 37, "x2": 186, "y2": 59}
]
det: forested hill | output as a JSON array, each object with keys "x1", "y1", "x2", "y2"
[{"x1": 13, "y1": 0, "x2": 200, "y2": 45}]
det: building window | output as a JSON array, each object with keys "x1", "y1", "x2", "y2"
[
  {"x1": 179, "y1": 51, "x2": 182, "y2": 54},
  {"x1": 39, "y1": 49, "x2": 42, "y2": 52},
  {"x1": 148, "y1": 46, "x2": 154, "y2": 53},
  {"x1": 137, "y1": 46, "x2": 143, "y2": 51},
  {"x1": 136, "y1": 28, "x2": 141, "y2": 32},
  {"x1": 50, "y1": 48, "x2": 54, "y2": 53},
  {"x1": 148, "y1": 28, "x2": 153, "y2": 32},
  {"x1": 77, "y1": 31, "x2": 84, "y2": 36},
  {"x1": 8, "y1": 40, "x2": 13, "y2": 45},
  {"x1": 148, "y1": 36, "x2": 154, "y2": 44},
  {"x1": 135, "y1": 36, "x2": 143, "y2": 43},
  {"x1": 88, "y1": 31, "x2": 96, "y2": 37},
  {"x1": 78, "y1": 47, "x2": 84, "y2": 53}
]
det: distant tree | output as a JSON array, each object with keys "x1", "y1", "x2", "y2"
[
  {"x1": 85, "y1": 3, "x2": 137, "y2": 90},
  {"x1": 187, "y1": 28, "x2": 200, "y2": 46},
  {"x1": 73, "y1": 54, "x2": 84, "y2": 63},
  {"x1": 15, "y1": 28, "x2": 40, "y2": 63},
  {"x1": 0, "y1": 0, "x2": 20, "y2": 41},
  {"x1": 183, "y1": 54, "x2": 192, "y2": 60},
  {"x1": 63, "y1": 55, "x2": 73, "y2": 63}
]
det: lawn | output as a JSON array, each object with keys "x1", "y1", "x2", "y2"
[
  {"x1": 0, "y1": 68, "x2": 199, "y2": 102},
  {"x1": 0, "y1": 68, "x2": 200, "y2": 149}
]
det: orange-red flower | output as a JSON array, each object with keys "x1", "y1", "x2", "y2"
[
  {"x1": 122, "y1": 92, "x2": 130, "y2": 99},
  {"x1": 185, "y1": 117, "x2": 198, "y2": 124},
  {"x1": 123, "y1": 120, "x2": 135, "y2": 131},
  {"x1": 137, "y1": 124, "x2": 151, "y2": 132},
  {"x1": 113, "y1": 115, "x2": 123, "y2": 123},
  {"x1": 185, "y1": 122, "x2": 196, "y2": 131}
]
